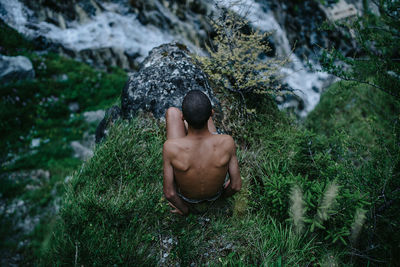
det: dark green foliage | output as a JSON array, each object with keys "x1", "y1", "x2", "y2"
[
  {"x1": 242, "y1": 106, "x2": 367, "y2": 249},
  {"x1": 0, "y1": 19, "x2": 34, "y2": 55},
  {"x1": 0, "y1": 52, "x2": 127, "y2": 166},
  {"x1": 0, "y1": 20, "x2": 127, "y2": 166},
  {"x1": 307, "y1": 81, "x2": 400, "y2": 263},
  {"x1": 316, "y1": 0, "x2": 400, "y2": 98},
  {"x1": 219, "y1": 78, "x2": 398, "y2": 264},
  {"x1": 0, "y1": 21, "x2": 127, "y2": 265}
]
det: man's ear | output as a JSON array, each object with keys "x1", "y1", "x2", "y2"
[
  {"x1": 211, "y1": 109, "x2": 215, "y2": 117},
  {"x1": 181, "y1": 112, "x2": 184, "y2": 121}
]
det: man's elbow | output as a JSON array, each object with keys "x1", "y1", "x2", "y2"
[
  {"x1": 163, "y1": 188, "x2": 176, "y2": 201},
  {"x1": 231, "y1": 180, "x2": 242, "y2": 193}
]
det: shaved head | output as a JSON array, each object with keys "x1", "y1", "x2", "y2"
[{"x1": 182, "y1": 90, "x2": 212, "y2": 129}]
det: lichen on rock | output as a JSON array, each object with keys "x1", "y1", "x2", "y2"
[{"x1": 121, "y1": 42, "x2": 219, "y2": 119}]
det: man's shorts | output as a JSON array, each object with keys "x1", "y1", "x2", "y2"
[{"x1": 177, "y1": 173, "x2": 230, "y2": 214}]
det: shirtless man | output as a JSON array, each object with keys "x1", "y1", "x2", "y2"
[{"x1": 163, "y1": 90, "x2": 242, "y2": 215}]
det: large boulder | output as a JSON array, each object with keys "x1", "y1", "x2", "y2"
[
  {"x1": 121, "y1": 43, "x2": 219, "y2": 119},
  {"x1": 0, "y1": 55, "x2": 35, "y2": 83}
]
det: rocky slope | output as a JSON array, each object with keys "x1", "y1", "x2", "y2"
[
  {"x1": 96, "y1": 43, "x2": 219, "y2": 142},
  {"x1": 0, "y1": 0, "x2": 363, "y2": 115}
]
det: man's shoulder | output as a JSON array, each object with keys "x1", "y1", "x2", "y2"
[
  {"x1": 213, "y1": 133, "x2": 234, "y2": 142},
  {"x1": 212, "y1": 134, "x2": 235, "y2": 149},
  {"x1": 164, "y1": 138, "x2": 182, "y2": 148},
  {"x1": 163, "y1": 138, "x2": 187, "y2": 152}
]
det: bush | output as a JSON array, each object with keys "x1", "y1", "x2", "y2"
[
  {"x1": 306, "y1": 81, "x2": 400, "y2": 263},
  {"x1": 241, "y1": 110, "x2": 369, "y2": 250},
  {"x1": 0, "y1": 19, "x2": 34, "y2": 55},
  {"x1": 196, "y1": 9, "x2": 284, "y2": 96},
  {"x1": 315, "y1": 0, "x2": 400, "y2": 98},
  {"x1": 195, "y1": 8, "x2": 287, "y2": 135}
]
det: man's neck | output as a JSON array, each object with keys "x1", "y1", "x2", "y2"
[{"x1": 187, "y1": 125, "x2": 211, "y2": 138}]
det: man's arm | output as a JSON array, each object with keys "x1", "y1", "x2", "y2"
[
  {"x1": 222, "y1": 137, "x2": 242, "y2": 198},
  {"x1": 163, "y1": 142, "x2": 189, "y2": 215}
]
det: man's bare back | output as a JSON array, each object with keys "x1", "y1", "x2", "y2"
[
  {"x1": 163, "y1": 95, "x2": 241, "y2": 215},
  {"x1": 164, "y1": 133, "x2": 236, "y2": 200}
]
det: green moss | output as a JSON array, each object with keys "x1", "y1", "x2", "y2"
[
  {"x1": 0, "y1": 19, "x2": 35, "y2": 55},
  {"x1": 0, "y1": 52, "x2": 127, "y2": 166}
]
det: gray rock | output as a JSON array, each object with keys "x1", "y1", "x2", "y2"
[
  {"x1": 83, "y1": 109, "x2": 105, "y2": 123},
  {"x1": 70, "y1": 141, "x2": 93, "y2": 160},
  {"x1": 70, "y1": 132, "x2": 95, "y2": 160},
  {"x1": 0, "y1": 55, "x2": 35, "y2": 83},
  {"x1": 68, "y1": 102, "x2": 80, "y2": 113},
  {"x1": 59, "y1": 74, "x2": 68, "y2": 81},
  {"x1": 30, "y1": 138, "x2": 41, "y2": 148},
  {"x1": 2, "y1": 169, "x2": 50, "y2": 187},
  {"x1": 121, "y1": 43, "x2": 219, "y2": 119},
  {"x1": 270, "y1": 0, "x2": 357, "y2": 59},
  {"x1": 95, "y1": 105, "x2": 121, "y2": 143}
]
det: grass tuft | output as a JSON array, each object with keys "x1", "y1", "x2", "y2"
[{"x1": 289, "y1": 185, "x2": 305, "y2": 235}]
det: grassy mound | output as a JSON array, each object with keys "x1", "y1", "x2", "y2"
[
  {"x1": 43, "y1": 114, "x2": 317, "y2": 266},
  {"x1": 44, "y1": 81, "x2": 400, "y2": 265}
]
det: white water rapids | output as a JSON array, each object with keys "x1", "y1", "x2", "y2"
[
  {"x1": 0, "y1": 0, "x2": 333, "y2": 116},
  {"x1": 223, "y1": 0, "x2": 331, "y2": 116}
]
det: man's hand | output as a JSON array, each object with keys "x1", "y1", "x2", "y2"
[{"x1": 168, "y1": 201, "x2": 185, "y2": 215}]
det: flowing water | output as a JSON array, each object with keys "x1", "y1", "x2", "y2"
[{"x1": 223, "y1": 0, "x2": 332, "y2": 116}]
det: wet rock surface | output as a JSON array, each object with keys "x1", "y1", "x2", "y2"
[
  {"x1": 121, "y1": 43, "x2": 219, "y2": 119},
  {"x1": 70, "y1": 132, "x2": 95, "y2": 160},
  {"x1": 0, "y1": 169, "x2": 61, "y2": 266},
  {"x1": 2, "y1": 0, "x2": 214, "y2": 70},
  {"x1": 269, "y1": 0, "x2": 357, "y2": 59},
  {"x1": 0, "y1": 55, "x2": 35, "y2": 83},
  {"x1": 95, "y1": 105, "x2": 122, "y2": 143}
]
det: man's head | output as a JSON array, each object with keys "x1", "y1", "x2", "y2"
[{"x1": 182, "y1": 90, "x2": 212, "y2": 129}]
